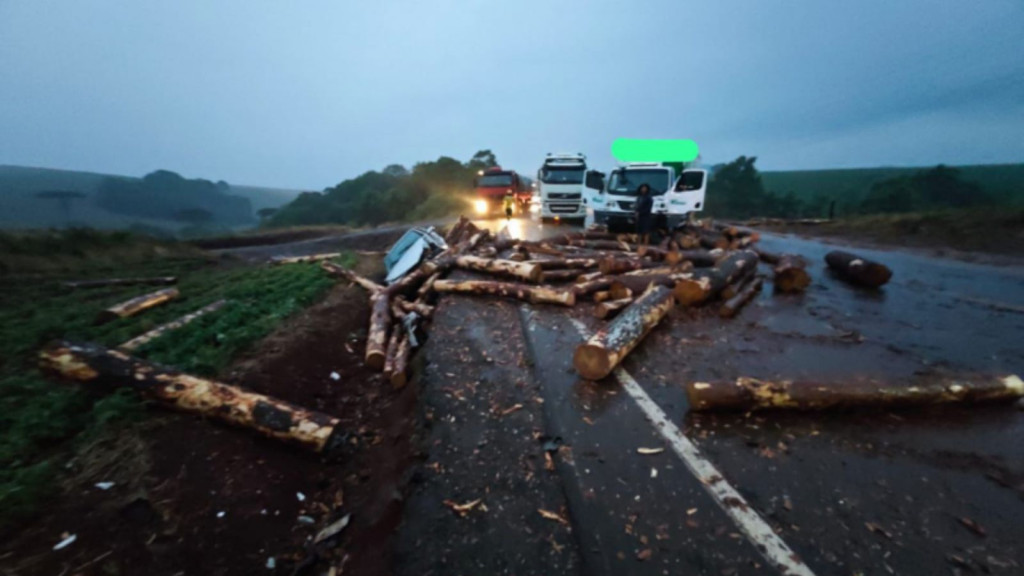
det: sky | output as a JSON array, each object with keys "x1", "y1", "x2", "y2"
[{"x1": 2, "y1": 0, "x2": 1023, "y2": 190}]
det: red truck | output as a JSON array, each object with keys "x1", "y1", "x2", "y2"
[{"x1": 472, "y1": 167, "x2": 530, "y2": 217}]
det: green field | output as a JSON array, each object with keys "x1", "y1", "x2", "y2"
[
  {"x1": 760, "y1": 163, "x2": 1024, "y2": 213},
  {"x1": 0, "y1": 230, "x2": 344, "y2": 530}
]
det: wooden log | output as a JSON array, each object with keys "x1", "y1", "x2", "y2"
[
  {"x1": 697, "y1": 230, "x2": 730, "y2": 250},
  {"x1": 593, "y1": 290, "x2": 612, "y2": 303},
  {"x1": 720, "y1": 265, "x2": 756, "y2": 301},
  {"x1": 752, "y1": 247, "x2": 781, "y2": 265},
  {"x1": 773, "y1": 255, "x2": 811, "y2": 293},
  {"x1": 397, "y1": 298, "x2": 434, "y2": 318},
  {"x1": 608, "y1": 283, "x2": 634, "y2": 301},
  {"x1": 573, "y1": 285, "x2": 674, "y2": 380},
  {"x1": 569, "y1": 239, "x2": 636, "y2": 252},
  {"x1": 382, "y1": 330, "x2": 402, "y2": 381},
  {"x1": 541, "y1": 269, "x2": 583, "y2": 283},
  {"x1": 321, "y1": 261, "x2": 384, "y2": 293},
  {"x1": 40, "y1": 341, "x2": 346, "y2": 453},
  {"x1": 433, "y1": 279, "x2": 576, "y2": 306},
  {"x1": 272, "y1": 252, "x2": 341, "y2": 265},
  {"x1": 623, "y1": 262, "x2": 694, "y2": 276},
  {"x1": 594, "y1": 297, "x2": 632, "y2": 320},
  {"x1": 390, "y1": 333, "x2": 412, "y2": 389},
  {"x1": 576, "y1": 271, "x2": 603, "y2": 283},
  {"x1": 527, "y1": 258, "x2": 599, "y2": 271},
  {"x1": 672, "y1": 250, "x2": 759, "y2": 306},
  {"x1": 64, "y1": 276, "x2": 177, "y2": 290},
  {"x1": 599, "y1": 256, "x2": 657, "y2": 275},
  {"x1": 365, "y1": 292, "x2": 391, "y2": 370},
  {"x1": 686, "y1": 374, "x2": 1024, "y2": 412},
  {"x1": 417, "y1": 272, "x2": 441, "y2": 300},
  {"x1": 476, "y1": 246, "x2": 498, "y2": 258},
  {"x1": 611, "y1": 270, "x2": 692, "y2": 299},
  {"x1": 454, "y1": 255, "x2": 543, "y2": 283},
  {"x1": 825, "y1": 251, "x2": 892, "y2": 288},
  {"x1": 444, "y1": 216, "x2": 471, "y2": 244},
  {"x1": 676, "y1": 249, "x2": 722, "y2": 268},
  {"x1": 96, "y1": 288, "x2": 180, "y2": 324},
  {"x1": 117, "y1": 300, "x2": 227, "y2": 352},
  {"x1": 719, "y1": 277, "x2": 763, "y2": 318},
  {"x1": 572, "y1": 278, "x2": 614, "y2": 298}
]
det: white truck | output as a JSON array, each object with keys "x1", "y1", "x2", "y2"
[
  {"x1": 536, "y1": 153, "x2": 589, "y2": 221},
  {"x1": 590, "y1": 162, "x2": 708, "y2": 231}
]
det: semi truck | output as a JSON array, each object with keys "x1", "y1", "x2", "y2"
[
  {"x1": 472, "y1": 167, "x2": 529, "y2": 217},
  {"x1": 536, "y1": 153, "x2": 589, "y2": 221},
  {"x1": 590, "y1": 162, "x2": 708, "y2": 231}
]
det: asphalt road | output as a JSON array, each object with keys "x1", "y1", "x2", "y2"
[
  {"x1": 415, "y1": 214, "x2": 1024, "y2": 575},
  {"x1": 230, "y1": 214, "x2": 1024, "y2": 575}
]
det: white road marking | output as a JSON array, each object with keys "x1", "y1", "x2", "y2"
[{"x1": 568, "y1": 317, "x2": 816, "y2": 576}]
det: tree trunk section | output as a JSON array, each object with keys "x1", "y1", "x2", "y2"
[
  {"x1": 118, "y1": 299, "x2": 227, "y2": 352},
  {"x1": 573, "y1": 278, "x2": 614, "y2": 298},
  {"x1": 390, "y1": 334, "x2": 413, "y2": 389},
  {"x1": 719, "y1": 277, "x2": 763, "y2": 318},
  {"x1": 40, "y1": 341, "x2": 346, "y2": 453},
  {"x1": 433, "y1": 279, "x2": 576, "y2": 306},
  {"x1": 273, "y1": 252, "x2": 341, "y2": 265},
  {"x1": 825, "y1": 251, "x2": 892, "y2": 288},
  {"x1": 594, "y1": 297, "x2": 632, "y2": 320},
  {"x1": 773, "y1": 255, "x2": 811, "y2": 293},
  {"x1": 96, "y1": 288, "x2": 180, "y2": 324},
  {"x1": 321, "y1": 261, "x2": 383, "y2": 294},
  {"x1": 573, "y1": 285, "x2": 674, "y2": 380},
  {"x1": 365, "y1": 292, "x2": 391, "y2": 370},
  {"x1": 672, "y1": 250, "x2": 759, "y2": 306},
  {"x1": 454, "y1": 255, "x2": 542, "y2": 283},
  {"x1": 686, "y1": 374, "x2": 1024, "y2": 412}
]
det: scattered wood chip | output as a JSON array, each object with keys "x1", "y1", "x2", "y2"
[
  {"x1": 865, "y1": 521, "x2": 892, "y2": 539},
  {"x1": 637, "y1": 447, "x2": 664, "y2": 455},
  {"x1": 636, "y1": 548, "x2": 652, "y2": 561},
  {"x1": 314, "y1": 514, "x2": 351, "y2": 544},
  {"x1": 500, "y1": 403, "x2": 524, "y2": 416},
  {"x1": 538, "y1": 508, "x2": 569, "y2": 525},
  {"x1": 443, "y1": 498, "x2": 482, "y2": 517},
  {"x1": 958, "y1": 516, "x2": 987, "y2": 537}
]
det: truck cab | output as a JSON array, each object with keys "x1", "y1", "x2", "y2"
[
  {"x1": 473, "y1": 167, "x2": 523, "y2": 217},
  {"x1": 537, "y1": 153, "x2": 588, "y2": 221},
  {"x1": 591, "y1": 163, "x2": 707, "y2": 231}
]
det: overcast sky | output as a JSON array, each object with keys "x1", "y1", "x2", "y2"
[{"x1": 2, "y1": 1, "x2": 1022, "y2": 190}]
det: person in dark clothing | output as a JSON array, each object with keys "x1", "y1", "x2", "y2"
[{"x1": 634, "y1": 183, "x2": 654, "y2": 245}]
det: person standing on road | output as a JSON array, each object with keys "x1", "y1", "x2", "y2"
[
  {"x1": 635, "y1": 183, "x2": 654, "y2": 245},
  {"x1": 503, "y1": 191, "x2": 515, "y2": 221}
]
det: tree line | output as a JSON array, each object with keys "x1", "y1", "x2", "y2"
[
  {"x1": 266, "y1": 150, "x2": 500, "y2": 228},
  {"x1": 705, "y1": 157, "x2": 993, "y2": 219}
]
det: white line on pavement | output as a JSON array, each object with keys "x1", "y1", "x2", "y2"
[{"x1": 568, "y1": 317, "x2": 816, "y2": 576}]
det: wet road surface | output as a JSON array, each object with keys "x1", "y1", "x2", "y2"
[
  {"x1": 414, "y1": 215, "x2": 1024, "y2": 575},
  {"x1": 240, "y1": 215, "x2": 1024, "y2": 574}
]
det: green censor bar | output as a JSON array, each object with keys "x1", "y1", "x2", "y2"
[{"x1": 611, "y1": 139, "x2": 700, "y2": 163}]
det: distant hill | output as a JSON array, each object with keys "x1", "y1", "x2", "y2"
[
  {"x1": 760, "y1": 163, "x2": 1024, "y2": 212},
  {"x1": 0, "y1": 165, "x2": 303, "y2": 232}
]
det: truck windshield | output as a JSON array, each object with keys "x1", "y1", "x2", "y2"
[
  {"x1": 478, "y1": 174, "x2": 514, "y2": 187},
  {"x1": 540, "y1": 166, "x2": 585, "y2": 184},
  {"x1": 608, "y1": 169, "x2": 670, "y2": 196}
]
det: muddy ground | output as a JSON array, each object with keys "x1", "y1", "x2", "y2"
[{"x1": 2, "y1": 255, "x2": 417, "y2": 576}]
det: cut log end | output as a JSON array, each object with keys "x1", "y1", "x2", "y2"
[{"x1": 573, "y1": 344, "x2": 613, "y2": 382}]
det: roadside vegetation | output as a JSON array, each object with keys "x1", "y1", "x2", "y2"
[
  {"x1": 0, "y1": 230, "x2": 342, "y2": 531},
  {"x1": 266, "y1": 149, "x2": 502, "y2": 228}
]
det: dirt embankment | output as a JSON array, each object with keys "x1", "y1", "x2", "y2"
[{"x1": 2, "y1": 256, "x2": 418, "y2": 576}]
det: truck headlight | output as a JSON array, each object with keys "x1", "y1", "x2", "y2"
[{"x1": 474, "y1": 200, "x2": 488, "y2": 214}]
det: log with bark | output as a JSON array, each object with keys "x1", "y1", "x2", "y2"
[
  {"x1": 569, "y1": 239, "x2": 636, "y2": 252},
  {"x1": 64, "y1": 276, "x2": 177, "y2": 290},
  {"x1": 719, "y1": 265, "x2": 756, "y2": 301},
  {"x1": 599, "y1": 256, "x2": 657, "y2": 275},
  {"x1": 365, "y1": 292, "x2": 392, "y2": 370},
  {"x1": 454, "y1": 255, "x2": 543, "y2": 283},
  {"x1": 541, "y1": 269, "x2": 583, "y2": 283},
  {"x1": 382, "y1": 331, "x2": 402, "y2": 382},
  {"x1": 320, "y1": 261, "x2": 384, "y2": 293},
  {"x1": 40, "y1": 341, "x2": 347, "y2": 453},
  {"x1": 772, "y1": 254, "x2": 811, "y2": 293},
  {"x1": 609, "y1": 269, "x2": 694, "y2": 299},
  {"x1": 573, "y1": 278, "x2": 614, "y2": 298},
  {"x1": 433, "y1": 279, "x2": 576, "y2": 306},
  {"x1": 825, "y1": 251, "x2": 892, "y2": 288},
  {"x1": 527, "y1": 258, "x2": 599, "y2": 271},
  {"x1": 686, "y1": 374, "x2": 1024, "y2": 412},
  {"x1": 593, "y1": 290, "x2": 612, "y2": 303},
  {"x1": 272, "y1": 252, "x2": 342, "y2": 265},
  {"x1": 593, "y1": 297, "x2": 633, "y2": 320},
  {"x1": 390, "y1": 333, "x2": 413, "y2": 389},
  {"x1": 96, "y1": 288, "x2": 180, "y2": 324},
  {"x1": 444, "y1": 216, "x2": 471, "y2": 244},
  {"x1": 117, "y1": 299, "x2": 227, "y2": 352},
  {"x1": 395, "y1": 297, "x2": 434, "y2": 318},
  {"x1": 719, "y1": 276, "x2": 763, "y2": 318},
  {"x1": 672, "y1": 250, "x2": 759, "y2": 306},
  {"x1": 573, "y1": 284, "x2": 675, "y2": 380}
]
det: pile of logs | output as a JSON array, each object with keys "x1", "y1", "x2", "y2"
[{"x1": 325, "y1": 216, "x2": 817, "y2": 383}]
